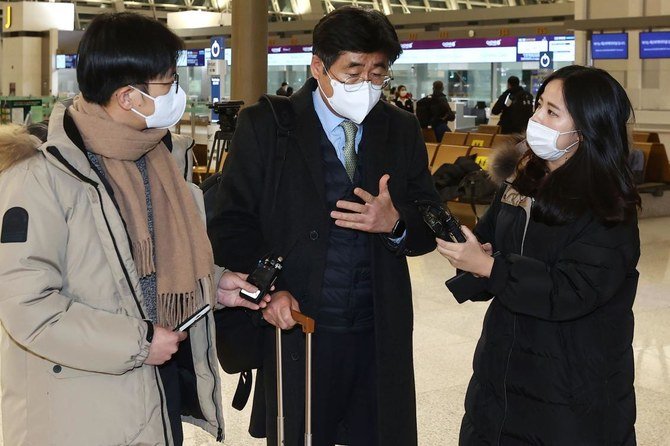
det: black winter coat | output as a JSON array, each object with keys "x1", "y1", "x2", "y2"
[
  {"x1": 209, "y1": 78, "x2": 440, "y2": 446},
  {"x1": 394, "y1": 97, "x2": 415, "y2": 113},
  {"x1": 460, "y1": 184, "x2": 640, "y2": 445},
  {"x1": 429, "y1": 92, "x2": 456, "y2": 128},
  {"x1": 491, "y1": 86, "x2": 533, "y2": 135}
]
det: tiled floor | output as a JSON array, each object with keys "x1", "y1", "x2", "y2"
[
  {"x1": 182, "y1": 216, "x2": 670, "y2": 446},
  {"x1": 2, "y1": 217, "x2": 670, "y2": 445}
]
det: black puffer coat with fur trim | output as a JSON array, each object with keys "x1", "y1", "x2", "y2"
[{"x1": 460, "y1": 144, "x2": 640, "y2": 446}]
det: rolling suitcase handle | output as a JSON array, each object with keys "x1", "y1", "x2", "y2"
[{"x1": 276, "y1": 310, "x2": 316, "y2": 446}]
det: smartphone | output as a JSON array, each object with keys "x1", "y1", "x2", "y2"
[{"x1": 174, "y1": 304, "x2": 211, "y2": 332}]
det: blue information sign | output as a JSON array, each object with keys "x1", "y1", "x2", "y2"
[
  {"x1": 539, "y1": 51, "x2": 553, "y2": 70},
  {"x1": 210, "y1": 77, "x2": 221, "y2": 121},
  {"x1": 640, "y1": 32, "x2": 670, "y2": 59},
  {"x1": 210, "y1": 37, "x2": 225, "y2": 60},
  {"x1": 591, "y1": 33, "x2": 628, "y2": 60}
]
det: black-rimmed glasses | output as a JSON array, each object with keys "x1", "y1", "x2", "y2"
[{"x1": 142, "y1": 72, "x2": 179, "y2": 94}]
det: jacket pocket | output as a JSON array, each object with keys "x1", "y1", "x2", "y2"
[{"x1": 46, "y1": 363, "x2": 149, "y2": 445}]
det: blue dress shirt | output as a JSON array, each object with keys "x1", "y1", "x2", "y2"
[
  {"x1": 312, "y1": 89, "x2": 363, "y2": 163},
  {"x1": 311, "y1": 88, "x2": 406, "y2": 243}
]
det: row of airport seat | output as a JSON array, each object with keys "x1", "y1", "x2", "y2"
[
  {"x1": 191, "y1": 129, "x2": 669, "y2": 194},
  {"x1": 426, "y1": 131, "x2": 670, "y2": 226},
  {"x1": 427, "y1": 132, "x2": 669, "y2": 183}
]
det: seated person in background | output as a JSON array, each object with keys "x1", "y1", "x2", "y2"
[
  {"x1": 471, "y1": 101, "x2": 488, "y2": 126},
  {"x1": 0, "y1": 12, "x2": 264, "y2": 446},
  {"x1": 437, "y1": 65, "x2": 641, "y2": 445}
]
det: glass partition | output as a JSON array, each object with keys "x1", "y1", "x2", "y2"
[{"x1": 52, "y1": 35, "x2": 575, "y2": 115}]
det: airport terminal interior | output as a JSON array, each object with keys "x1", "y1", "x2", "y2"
[{"x1": 1, "y1": 0, "x2": 670, "y2": 444}]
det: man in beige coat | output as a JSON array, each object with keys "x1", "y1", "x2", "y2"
[{"x1": 0, "y1": 13, "x2": 264, "y2": 446}]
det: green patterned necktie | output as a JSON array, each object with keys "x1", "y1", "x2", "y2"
[{"x1": 339, "y1": 119, "x2": 358, "y2": 182}]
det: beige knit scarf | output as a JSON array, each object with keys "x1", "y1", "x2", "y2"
[{"x1": 69, "y1": 95, "x2": 214, "y2": 328}]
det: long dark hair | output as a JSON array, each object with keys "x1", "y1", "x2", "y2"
[
  {"x1": 512, "y1": 65, "x2": 641, "y2": 225},
  {"x1": 395, "y1": 85, "x2": 407, "y2": 99}
]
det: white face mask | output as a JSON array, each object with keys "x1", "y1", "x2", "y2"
[
  {"x1": 129, "y1": 85, "x2": 187, "y2": 129},
  {"x1": 318, "y1": 71, "x2": 382, "y2": 125},
  {"x1": 526, "y1": 119, "x2": 579, "y2": 161}
]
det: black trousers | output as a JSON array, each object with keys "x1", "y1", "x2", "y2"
[
  {"x1": 311, "y1": 329, "x2": 378, "y2": 446},
  {"x1": 159, "y1": 359, "x2": 184, "y2": 446}
]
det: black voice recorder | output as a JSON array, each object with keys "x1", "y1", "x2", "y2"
[
  {"x1": 239, "y1": 254, "x2": 284, "y2": 305},
  {"x1": 416, "y1": 200, "x2": 495, "y2": 304}
]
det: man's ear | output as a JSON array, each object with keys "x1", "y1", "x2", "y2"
[
  {"x1": 113, "y1": 86, "x2": 137, "y2": 111},
  {"x1": 310, "y1": 55, "x2": 324, "y2": 80}
]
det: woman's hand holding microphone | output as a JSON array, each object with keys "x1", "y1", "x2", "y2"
[{"x1": 436, "y1": 226, "x2": 494, "y2": 278}]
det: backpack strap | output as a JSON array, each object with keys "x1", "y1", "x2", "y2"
[
  {"x1": 227, "y1": 94, "x2": 295, "y2": 412},
  {"x1": 259, "y1": 94, "x2": 296, "y2": 214},
  {"x1": 260, "y1": 94, "x2": 295, "y2": 135}
]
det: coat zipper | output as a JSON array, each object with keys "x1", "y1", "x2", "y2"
[
  {"x1": 46, "y1": 146, "x2": 171, "y2": 446},
  {"x1": 496, "y1": 197, "x2": 533, "y2": 445},
  {"x1": 204, "y1": 314, "x2": 224, "y2": 441}
]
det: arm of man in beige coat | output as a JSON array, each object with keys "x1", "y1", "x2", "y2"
[{"x1": 0, "y1": 159, "x2": 154, "y2": 375}]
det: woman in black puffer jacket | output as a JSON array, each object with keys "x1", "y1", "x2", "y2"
[{"x1": 437, "y1": 65, "x2": 641, "y2": 445}]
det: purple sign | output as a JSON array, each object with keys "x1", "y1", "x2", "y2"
[
  {"x1": 268, "y1": 45, "x2": 313, "y2": 54},
  {"x1": 400, "y1": 37, "x2": 517, "y2": 51},
  {"x1": 268, "y1": 38, "x2": 516, "y2": 55}
]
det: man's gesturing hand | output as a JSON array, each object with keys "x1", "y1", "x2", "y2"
[{"x1": 330, "y1": 174, "x2": 400, "y2": 234}]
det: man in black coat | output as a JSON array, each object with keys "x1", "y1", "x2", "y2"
[
  {"x1": 208, "y1": 6, "x2": 439, "y2": 446},
  {"x1": 428, "y1": 80, "x2": 455, "y2": 142},
  {"x1": 491, "y1": 75, "x2": 533, "y2": 134},
  {"x1": 276, "y1": 81, "x2": 290, "y2": 96}
]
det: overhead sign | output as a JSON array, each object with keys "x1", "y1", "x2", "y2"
[
  {"x1": 395, "y1": 37, "x2": 518, "y2": 64},
  {"x1": 186, "y1": 49, "x2": 206, "y2": 67},
  {"x1": 539, "y1": 51, "x2": 553, "y2": 70},
  {"x1": 639, "y1": 32, "x2": 670, "y2": 59},
  {"x1": 591, "y1": 33, "x2": 628, "y2": 60},
  {"x1": 210, "y1": 37, "x2": 225, "y2": 60},
  {"x1": 56, "y1": 54, "x2": 78, "y2": 69},
  {"x1": 516, "y1": 35, "x2": 574, "y2": 62}
]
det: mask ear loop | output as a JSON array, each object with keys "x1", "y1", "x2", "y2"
[
  {"x1": 562, "y1": 130, "x2": 582, "y2": 155},
  {"x1": 316, "y1": 64, "x2": 335, "y2": 99},
  {"x1": 316, "y1": 74, "x2": 329, "y2": 99},
  {"x1": 127, "y1": 85, "x2": 155, "y2": 119},
  {"x1": 128, "y1": 85, "x2": 156, "y2": 101}
]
